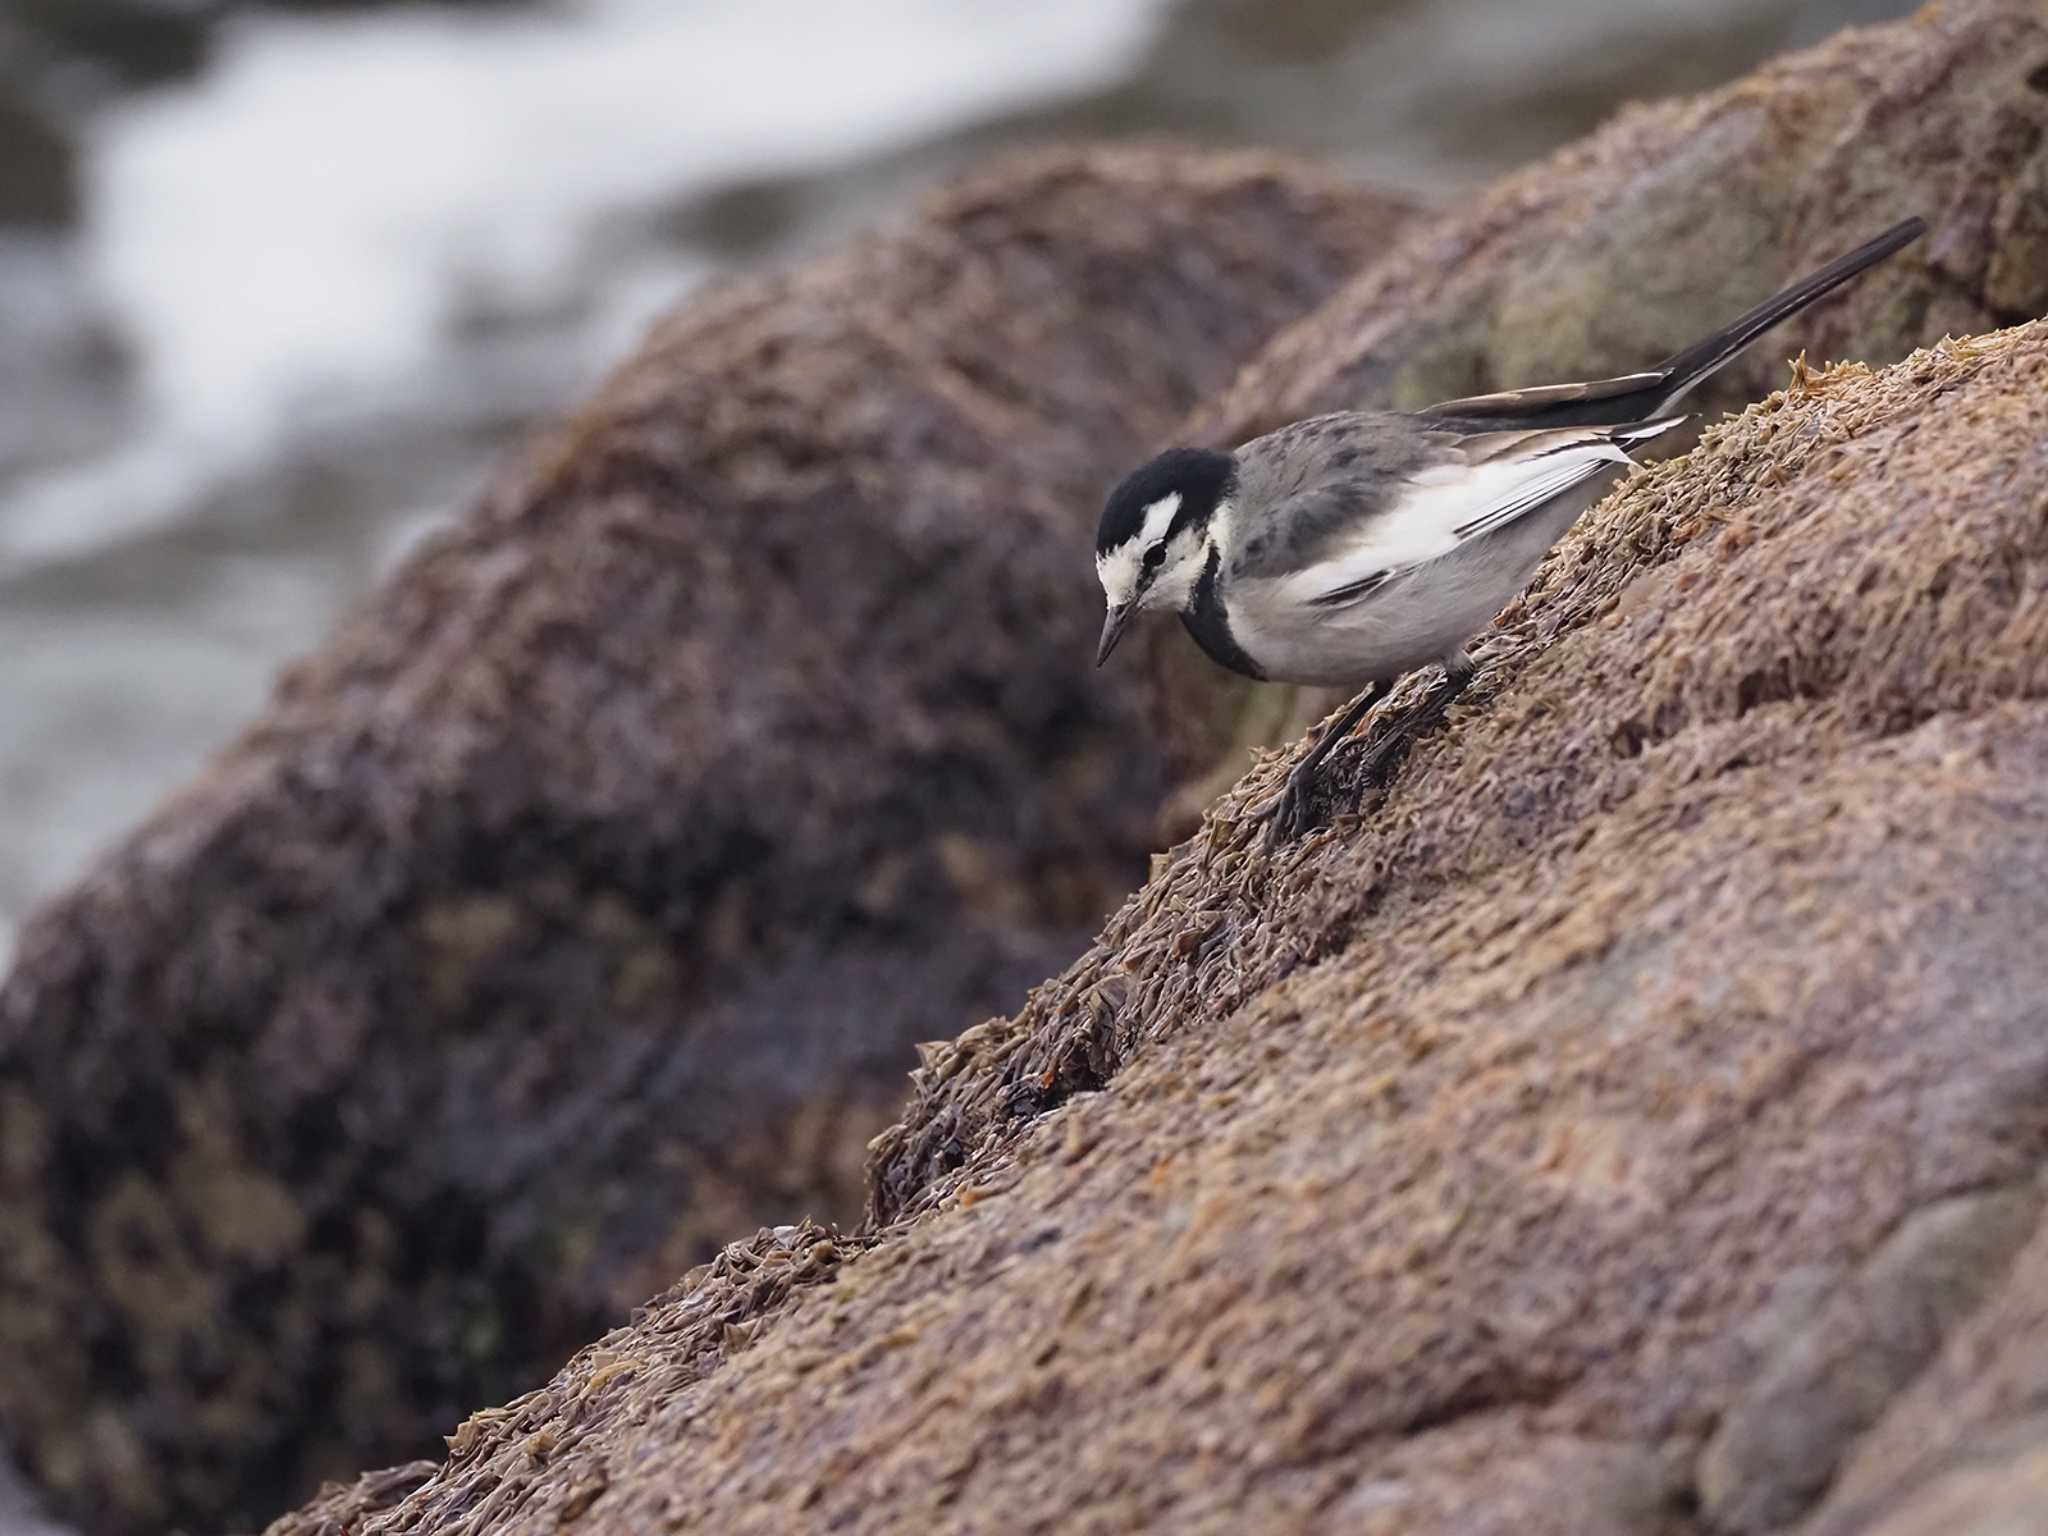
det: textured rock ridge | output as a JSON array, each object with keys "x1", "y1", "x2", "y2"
[{"x1": 1197, "y1": 0, "x2": 2046, "y2": 448}]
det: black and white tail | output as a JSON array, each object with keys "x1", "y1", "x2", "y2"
[
  {"x1": 1422, "y1": 217, "x2": 1928, "y2": 431},
  {"x1": 1643, "y1": 217, "x2": 1927, "y2": 413}
]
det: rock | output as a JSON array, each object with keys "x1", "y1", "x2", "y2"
[
  {"x1": 0, "y1": 91, "x2": 74, "y2": 229},
  {"x1": 0, "y1": 2, "x2": 208, "y2": 91},
  {"x1": 0, "y1": 147, "x2": 1402, "y2": 1535},
  {"x1": 882, "y1": 0, "x2": 2048, "y2": 1224},
  {"x1": 1802, "y1": 1210, "x2": 2048, "y2": 1532},
  {"x1": 1696, "y1": 1184, "x2": 2043, "y2": 1532},
  {"x1": 3, "y1": 0, "x2": 527, "y2": 95},
  {"x1": 1196, "y1": 0, "x2": 2045, "y2": 447},
  {"x1": 265, "y1": 311, "x2": 2048, "y2": 1530},
  {"x1": 1806, "y1": 1414, "x2": 2048, "y2": 1536},
  {"x1": 1134, "y1": 0, "x2": 2048, "y2": 831}
]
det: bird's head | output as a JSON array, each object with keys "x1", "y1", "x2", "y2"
[{"x1": 1093, "y1": 446, "x2": 1236, "y2": 666}]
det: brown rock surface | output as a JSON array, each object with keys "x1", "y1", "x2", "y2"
[
  {"x1": 1803, "y1": 1210, "x2": 2048, "y2": 1533},
  {"x1": 0, "y1": 148, "x2": 1401, "y2": 1535},
  {"x1": 267, "y1": 311, "x2": 2048, "y2": 1530}
]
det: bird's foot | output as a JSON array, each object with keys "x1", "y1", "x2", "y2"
[
  {"x1": 1255, "y1": 725, "x2": 1398, "y2": 850},
  {"x1": 1258, "y1": 758, "x2": 1324, "y2": 850},
  {"x1": 1254, "y1": 667, "x2": 1472, "y2": 851},
  {"x1": 1251, "y1": 685, "x2": 1385, "y2": 850},
  {"x1": 1351, "y1": 716, "x2": 1423, "y2": 794}
]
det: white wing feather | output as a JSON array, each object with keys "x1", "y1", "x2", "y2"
[{"x1": 1276, "y1": 422, "x2": 1678, "y2": 610}]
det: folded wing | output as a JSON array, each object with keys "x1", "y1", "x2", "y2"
[
  {"x1": 1280, "y1": 417, "x2": 1686, "y2": 611},
  {"x1": 1422, "y1": 371, "x2": 1671, "y2": 426}
]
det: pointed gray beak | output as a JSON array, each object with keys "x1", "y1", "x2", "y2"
[{"x1": 1096, "y1": 602, "x2": 1133, "y2": 667}]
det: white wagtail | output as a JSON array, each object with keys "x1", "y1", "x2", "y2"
[{"x1": 1094, "y1": 216, "x2": 1926, "y2": 844}]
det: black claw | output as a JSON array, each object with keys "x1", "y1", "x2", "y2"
[
  {"x1": 1256, "y1": 664, "x2": 1480, "y2": 852},
  {"x1": 1261, "y1": 729, "x2": 1388, "y2": 850},
  {"x1": 1256, "y1": 681, "x2": 1387, "y2": 850},
  {"x1": 1261, "y1": 764, "x2": 1320, "y2": 849},
  {"x1": 1355, "y1": 722, "x2": 1416, "y2": 790}
]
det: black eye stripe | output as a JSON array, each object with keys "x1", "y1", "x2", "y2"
[{"x1": 1142, "y1": 543, "x2": 1167, "y2": 569}]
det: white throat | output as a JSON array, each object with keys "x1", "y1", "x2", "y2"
[{"x1": 1147, "y1": 527, "x2": 1211, "y2": 610}]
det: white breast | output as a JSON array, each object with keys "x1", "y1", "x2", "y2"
[{"x1": 1226, "y1": 475, "x2": 1616, "y2": 686}]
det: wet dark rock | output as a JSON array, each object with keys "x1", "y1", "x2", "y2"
[
  {"x1": 0, "y1": 146, "x2": 1402, "y2": 1535},
  {"x1": 5, "y1": 1, "x2": 212, "y2": 91},
  {"x1": 6, "y1": 0, "x2": 531, "y2": 94}
]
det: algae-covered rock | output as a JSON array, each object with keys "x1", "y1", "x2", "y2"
[
  {"x1": 1817, "y1": 1418, "x2": 2048, "y2": 1536},
  {"x1": 0, "y1": 146, "x2": 1401, "y2": 1535},
  {"x1": 270, "y1": 312, "x2": 2048, "y2": 1534},
  {"x1": 1697, "y1": 1184, "x2": 2045, "y2": 1532},
  {"x1": 26, "y1": 3, "x2": 2048, "y2": 1531}
]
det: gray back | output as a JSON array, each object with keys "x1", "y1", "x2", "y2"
[{"x1": 1226, "y1": 412, "x2": 1449, "y2": 580}]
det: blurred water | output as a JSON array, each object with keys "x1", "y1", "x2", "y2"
[
  {"x1": 0, "y1": 0, "x2": 1173, "y2": 970},
  {"x1": 3, "y1": 0, "x2": 1173, "y2": 572},
  {"x1": 0, "y1": 0, "x2": 1916, "y2": 970}
]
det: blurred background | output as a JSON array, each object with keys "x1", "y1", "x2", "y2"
[{"x1": 0, "y1": 0, "x2": 1916, "y2": 972}]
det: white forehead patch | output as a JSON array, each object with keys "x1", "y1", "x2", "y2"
[
  {"x1": 1096, "y1": 493, "x2": 1184, "y2": 607},
  {"x1": 1138, "y1": 492, "x2": 1182, "y2": 547}
]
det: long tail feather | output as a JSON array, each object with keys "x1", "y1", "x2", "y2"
[{"x1": 1650, "y1": 217, "x2": 1928, "y2": 410}]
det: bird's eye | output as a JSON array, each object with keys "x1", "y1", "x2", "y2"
[{"x1": 1142, "y1": 543, "x2": 1167, "y2": 571}]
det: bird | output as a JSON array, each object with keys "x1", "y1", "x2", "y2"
[{"x1": 1093, "y1": 216, "x2": 1926, "y2": 846}]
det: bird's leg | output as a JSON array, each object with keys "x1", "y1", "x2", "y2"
[
  {"x1": 1258, "y1": 681, "x2": 1387, "y2": 849},
  {"x1": 1352, "y1": 650, "x2": 1478, "y2": 792},
  {"x1": 1259, "y1": 653, "x2": 1481, "y2": 850}
]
